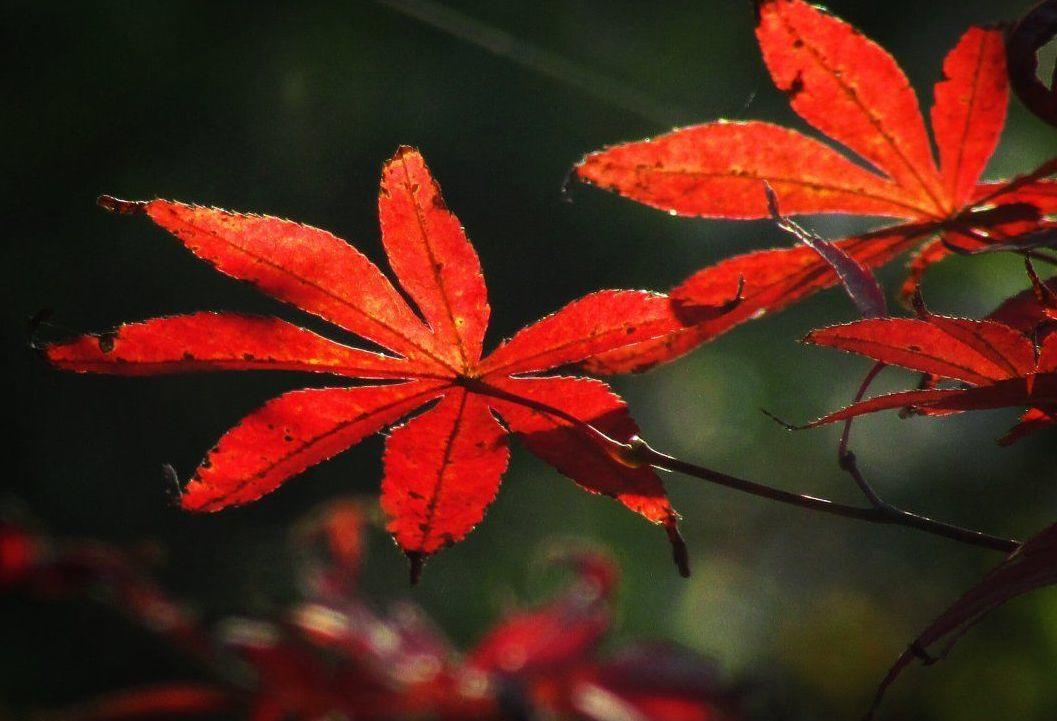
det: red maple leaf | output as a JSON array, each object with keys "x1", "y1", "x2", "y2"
[
  {"x1": 574, "y1": 0, "x2": 1057, "y2": 374},
  {"x1": 45, "y1": 147, "x2": 687, "y2": 580},
  {"x1": 987, "y1": 263, "x2": 1057, "y2": 337},
  {"x1": 802, "y1": 293, "x2": 1057, "y2": 444},
  {"x1": 867, "y1": 520, "x2": 1057, "y2": 719},
  {"x1": 6, "y1": 503, "x2": 740, "y2": 721}
]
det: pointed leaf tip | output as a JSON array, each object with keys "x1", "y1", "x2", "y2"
[
  {"x1": 407, "y1": 551, "x2": 425, "y2": 586},
  {"x1": 26, "y1": 308, "x2": 54, "y2": 351},
  {"x1": 666, "y1": 522, "x2": 690, "y2": 578},
  {"x1": 390, "y1": 145, "x2": 421, "y2": 163},
  {"x1": 161, "y1": 464, "x2": 182, "y2": 504},
  {"x1": 97, "y1": 195, "x2": 147, "y2": 214}
]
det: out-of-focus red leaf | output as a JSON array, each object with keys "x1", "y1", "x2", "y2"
[
  {"x1": 867, "y1": 520, "x2": 1057, "y2": 718},
  {"x1": 576, "y1": 2, "x2": 1056, "y2": 370},
  {"x1": 0, "y1": 521, "x2": 40, "y2": 587},
  {"x1": 9, "y1": 504, "x2": 747, "y2": 721},
  {"x1": 51, "y1": 147, "x2": 687, "y2": 578},
  {"x1": 0, "y1": 520, "x2": 216, "y2": 666},
  {"x1": 37, "y1": 684, "x2": 236, "y2": 721},
  {"x1": 564, "y1": 644, "x2": 737, "y2": 721},
  {"x1": 294, "y1": 499, "x2": 367, "y2": 600},
  {"x1": 468, "y1": 552, "x2": 616, "y2": 677}
]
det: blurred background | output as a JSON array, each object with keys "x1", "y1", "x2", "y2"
[{"x1": 3, "y1": 1, "x2": 1056, "y2": 719}]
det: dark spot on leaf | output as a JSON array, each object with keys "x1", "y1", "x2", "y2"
[{"x1": 98, "y1": 332, "x2": 118, "y2": 353}]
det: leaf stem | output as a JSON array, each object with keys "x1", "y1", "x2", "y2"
[
  {"x1": 622, "y1": 436, "x2": 1020, "y2": 554},
  {"x1": 462, "y1": 377, "x2": 1020, "y2": 556}
]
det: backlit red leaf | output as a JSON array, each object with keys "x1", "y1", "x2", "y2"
[
  {"x1": 867, "y1": 521, "x2": 1057, "y2": 718},
  {"x1": 998, "y1": 406, "x2": 1057, "y2": 446},
  {"x1": 805, "y1": 316, "x2": 1035, "y2": 385},
  {"x1": 379, "y1": 146, "x2": 489, "y2": 371},
  {"x1": 479, "y1": 290, "x2": 677, "y2": 377},
  {"x1": 139, "y1": 198, "x2": 442, "y2": 369},
  {"x1": 987, "y1": 274, "x2": 1057, "y2": 337},
  {"x1": 932, "y1": 27, "x2": 1008, "y2": 206},
  {"x1": 381, "y1": 388, "x2": 509, "y2": 560},
  {"x1": 181, "y1": 381, "x2": 446, "y2": 512},
  {"x1": 585, "y1": 226, "x2": 924, "y2": 374},
  {"x1": 576, "y1": 121, "x2": 924, "y2": 219},
  {"x1": 45, "y1": 312, "x2": 409, "y2": 378},
  {"x1": 973, "y1": 179, "x2": 1057, "y2": 213},
  {"x1": 806, "y1": 308, "x2": 1057, "y2": 443},
  {"x1": 484, "y1": 376, "x2": 685, "y2": 574},
  {"x1": 807, "y1": 373, "x2": 1057, "y2": 425},
  {"x1": 52, "y1": 148, "x2": 687, "y2": 577},
  {"x1": 576, "y1": 3, "x2": 1053, "y2": 371},
  {"x1": 755, "y1": 0, "x2": 945, "y2": 211}
]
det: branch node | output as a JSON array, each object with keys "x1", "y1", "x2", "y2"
[{"x1": 610, "y1": 435, "x2": 656, "y2": 469}]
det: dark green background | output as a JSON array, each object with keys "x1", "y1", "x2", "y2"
[{"x1": 4, "y1": 1, "x2": 1056, "y2": 719}]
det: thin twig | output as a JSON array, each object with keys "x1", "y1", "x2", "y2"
[
  {"x1": 837, "y1": 362, "x2": 893, "y2": 511},
  {"x1": 621, "y1": 437, "x2": 1020, "y2": 554},
  {"x1": 1026, "y1": 249, "x2": 1057, "y2": 266},
  {"x1": 462, "y1": 377, "x2": 1021, "y2": 555}
]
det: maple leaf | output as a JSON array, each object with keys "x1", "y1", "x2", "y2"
[
  {"x1": 574, "y1": 0, "x2": 1057, "y2": 374},
  {"x1": 987, "y1": 262, "x2": 1057, "y2": 338},
  {"x1": 802, "y1": 293, "x2": 1057, "y2": 444},
  {"x1": 45, "y1": 147, "x2": 688, "y2": 581},
  {"x1": 467, "y1": 551, "x2": 616, "y2": 678},
  {"x1": 866, "y1": 521, "x2": 1057, "y2": 719},
  {"x1": 9, "y1": 501, "x2": 741, "y2": 721}
]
